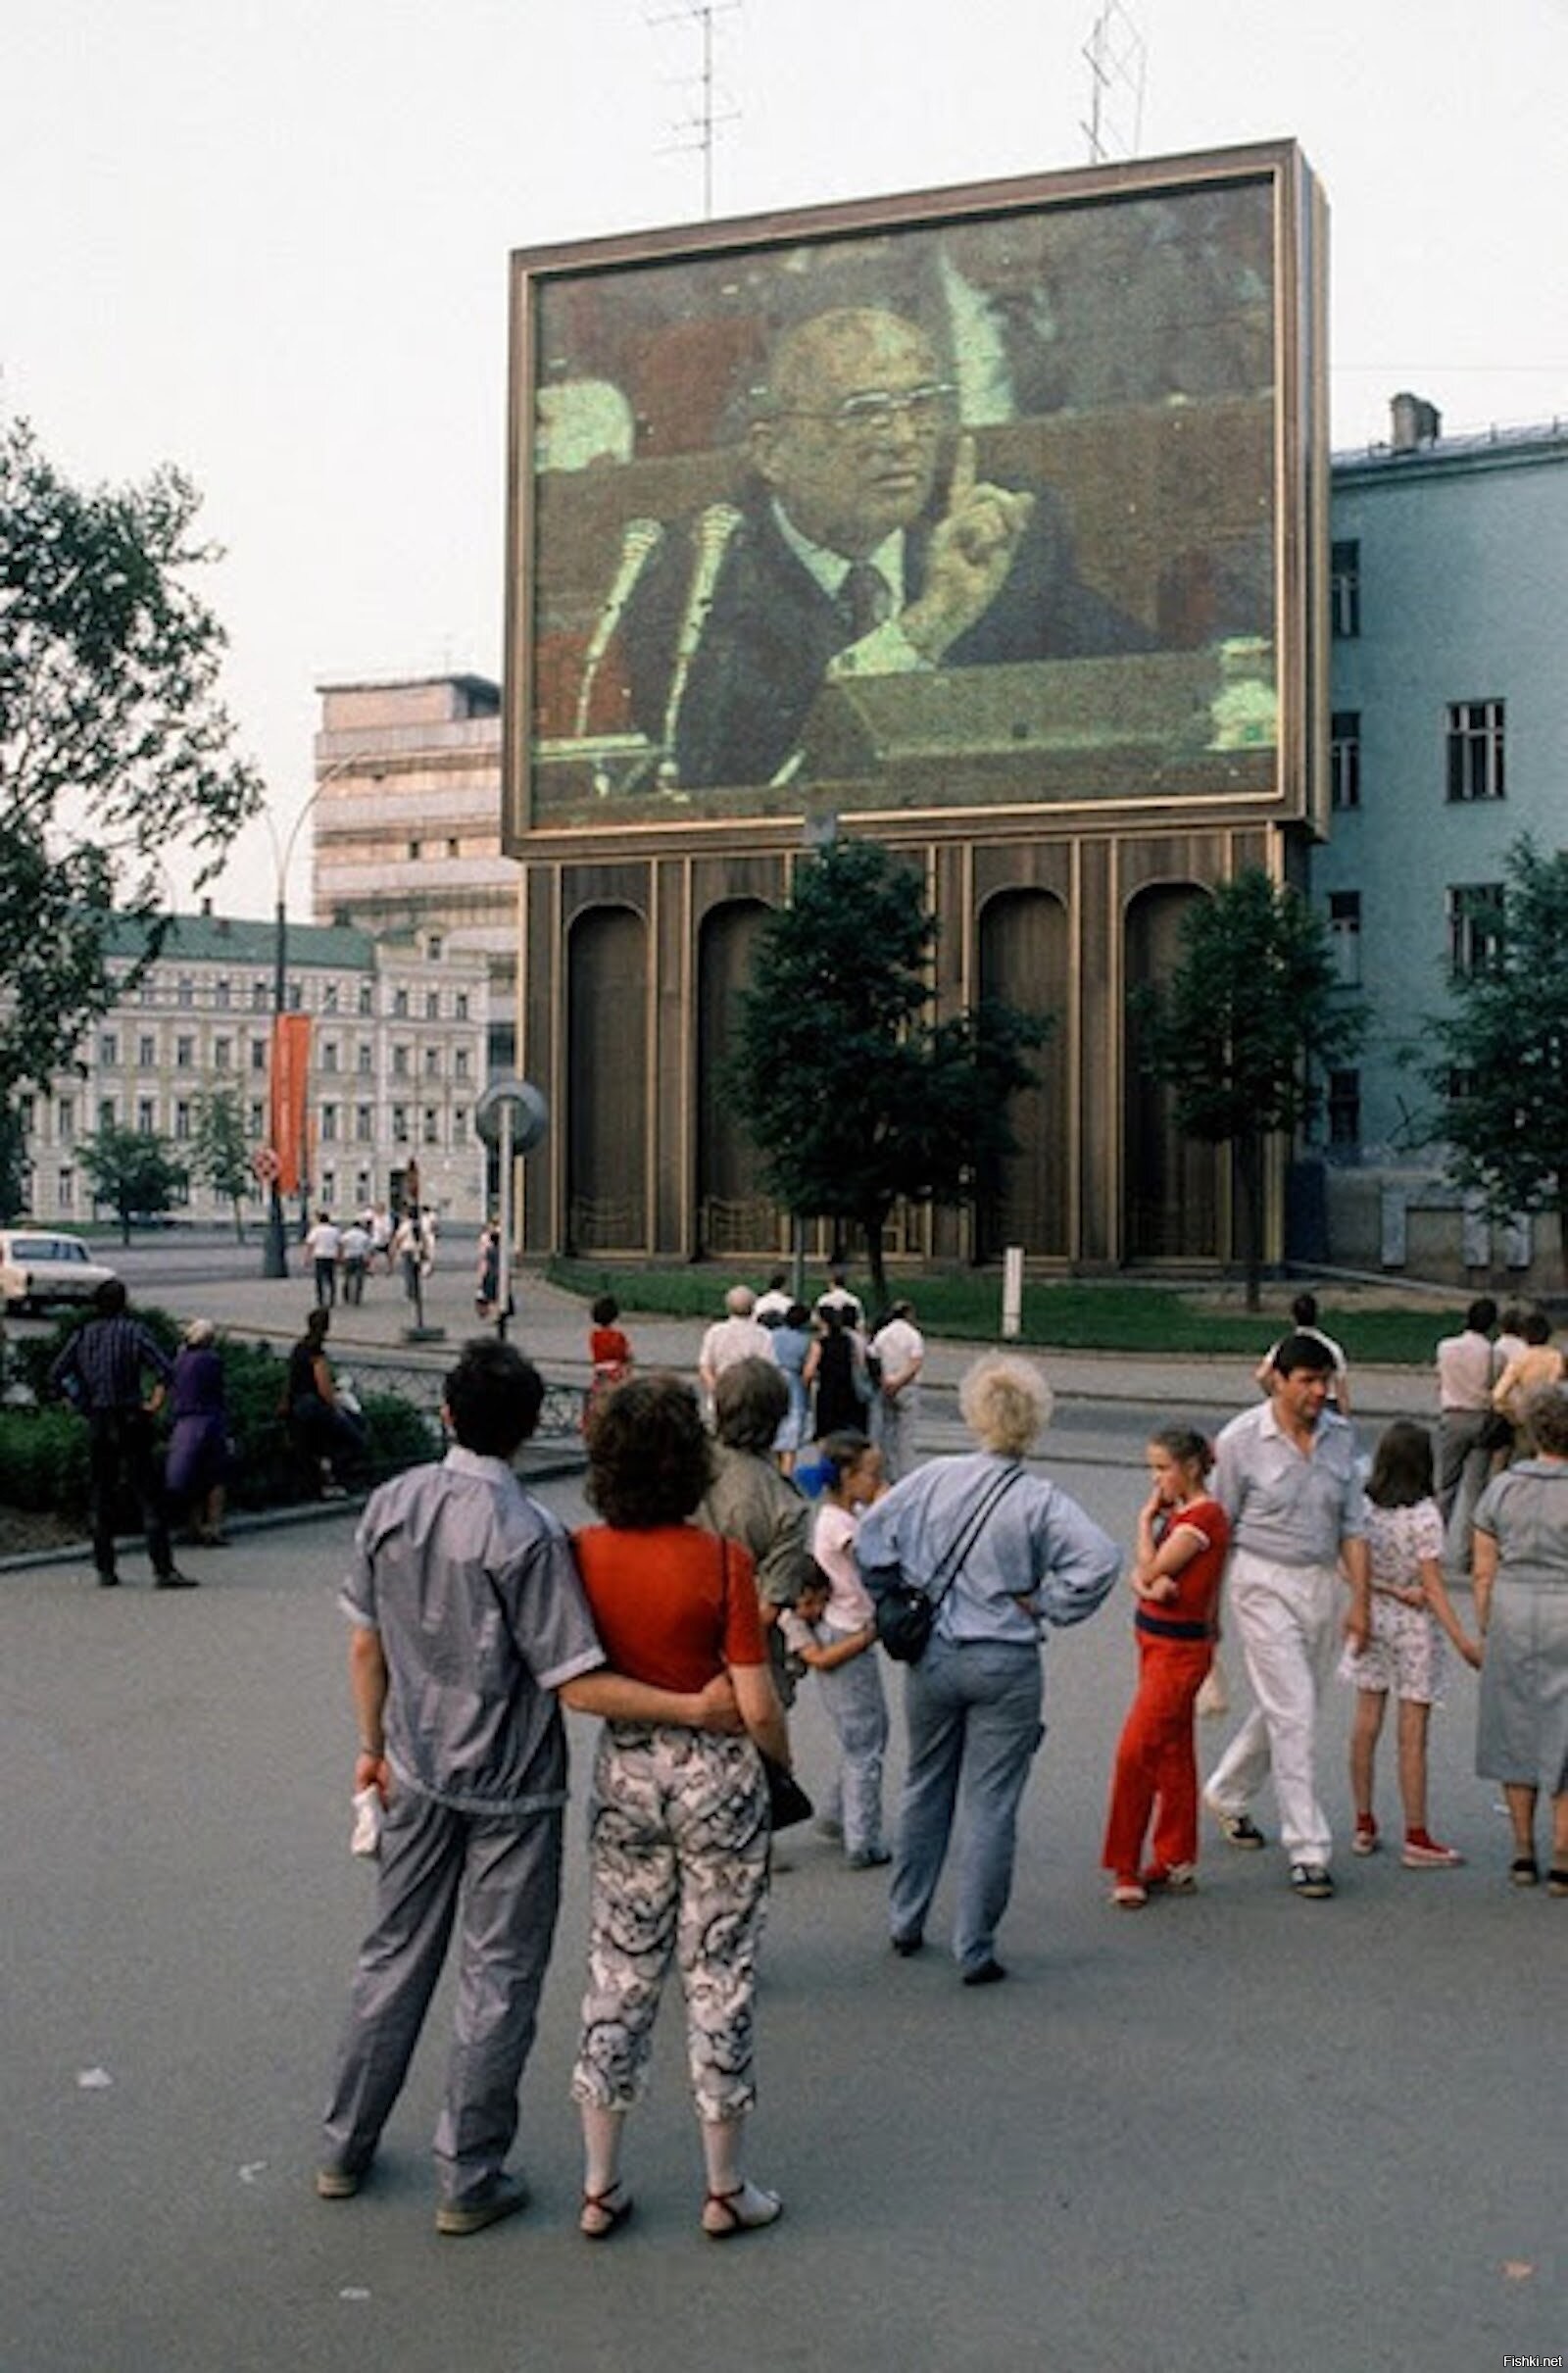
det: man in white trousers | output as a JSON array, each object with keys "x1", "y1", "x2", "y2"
[{"x1": 1204, "y1": 1332, "x2": 1370, "y2": 1901}]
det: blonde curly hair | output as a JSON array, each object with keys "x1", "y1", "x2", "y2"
[{"x1": 958, "y1": 1354, "x2": 1053, "y2": 1456}]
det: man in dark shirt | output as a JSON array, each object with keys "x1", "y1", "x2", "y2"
[{"x1": 50, "y1": 1278, "x2": 195, "y2": 1589}]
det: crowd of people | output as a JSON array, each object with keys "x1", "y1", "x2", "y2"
[{"x1": 315, "y1": 1282, "x2": 1568, "y2": 2247}]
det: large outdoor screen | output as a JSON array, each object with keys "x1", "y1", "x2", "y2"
[{"x1": 506, "y1": 144, "x2": 1316, "y2": 837}]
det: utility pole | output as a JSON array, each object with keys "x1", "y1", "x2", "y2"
[{"x1": 648, "y1": 0, "x2": 739, "y2": 218}]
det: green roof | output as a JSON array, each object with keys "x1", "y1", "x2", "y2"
[{"x1": 105, "y1": 912, "x2": 376, "y2": 970}]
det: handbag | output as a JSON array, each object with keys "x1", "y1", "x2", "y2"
[
  {"x1": 869, "y1": 1462, "x2": 1025, "y2": 1665},
  {"x1": 760, "y1": 1754, "x2": 813, "y2": 1831}
]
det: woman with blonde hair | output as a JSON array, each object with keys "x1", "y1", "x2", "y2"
[{"x1": 856, "y1": 1354, "x2": 1120, "y2": 1984}]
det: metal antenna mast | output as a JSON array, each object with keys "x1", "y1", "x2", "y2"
[
  {"x1": 1082, "y1": 2, "x2": 1147, "y2": 164},
  {"x1": 647, "y1": 0, "x2": 740, "y2": 219}
]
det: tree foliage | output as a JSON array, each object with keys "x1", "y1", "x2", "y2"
[
  {"x1": 0, "y1": 416, "x2": 262, "y2": 1129},
  {"x1": 77, "y1": 1124, "x2": 186, "y2": 1244},
  {"x1": 1424, "y1": 836, "x2": 1568, "y2": 1283},
  {"x1": 730, "y1": 838, "x2": 1050, "y2": 1301},
  {"x1": 190, "y1": 1087, "x2": 255, "y2": 1241},
  {"x1": 1136, "y1": 868, "x2": 1363, "y2": 1308}
]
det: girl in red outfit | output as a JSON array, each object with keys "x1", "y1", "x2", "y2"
[
  {"x1": 1102, "y1": 1427, "x2": 1231, "y2": 1907},
  {"x1": 583, "y1": 1294, "x2": 634, "y2": 1434}
]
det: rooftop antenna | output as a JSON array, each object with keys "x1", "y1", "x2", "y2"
[
  {"x1": 1082, "y1": 1, "x2": 1146, "y2": 164},
  {"x1": 647, "y1": 1, "x2": 740, "y2": 219}
]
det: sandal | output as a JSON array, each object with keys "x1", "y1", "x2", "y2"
[
  {"x1": 1547, "y1": 1870, "x2": 1568, "y2": 1898},
  {"x1": 1510, "y1": 1855, "x2": 1540, "y2": 1887},
  {"x1": 702, "y1": 2181, "x2": 783, "y2": 2240},
  {"x1": 579, "y1": 2183, "x2": 634, "y2": 2240}
]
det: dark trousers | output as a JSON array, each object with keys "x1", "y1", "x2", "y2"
[
  {"x1": 88, "y1": 1409, "x2": 174, "y2": 1581},
  {"x1": 314, "y1": 1258, "x2": 338, "y2": 1308}
]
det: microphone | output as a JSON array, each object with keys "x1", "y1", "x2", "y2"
[
  {"x1": 659, "y1": 502, "x2": 743, "y2": 787},
  {"x1": 574, "y1": 517, "x2": 665, "y2": 740}
]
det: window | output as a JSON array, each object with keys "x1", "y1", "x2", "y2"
[
  {"x1": 251, "y1": 1040, "x2": 267, "y2": 1072},
  {"x1": 137, "y1": 1098, "x2": 156, "y2": 1134},
  {"x1": 1327, "y1": 1069, "x2": 1360, "y2": 1148},
  {"x1": 455, "y1": 1048, "x2": 470, "y2": 1083},
  {"x1": 177, "y1": 975, "x2": 194, "y2": 1008},
  {"x1": 1328, "y1": 891, "x2": 1361, "y2": 987},
  {"x1": 322, "y1": 1041, "x2": 339, "y2": 1073},
  {"x1": 174, "y1": 1100, "x2": 192, "y2": 1141},
  {"x1": 356, "y1": 1105, "x2": 373, "y2": 1143},
  {"x1": 1446, "y1": 700, "x2": 1505, "y2": 802},
  {"x1": 425, "y1": 990, "x2": 440, "y2": 1020},
  {"x1": 392, "y1": 1104, "x2": 409, "y2": 1143},
  {"x1": 98, "y1": 1098, "x2": 117, "y2": 1131},
  {"x1": 1330, "y1": 539, "x2": 1360, "y2": 638},
  {"x1": 99, "y1": 1031, "x2": 119, "y2": 1066},
  {"x1": 1329, "y1": 712, "x2": 1360, "y2": 812},
  {"x1": 357, "y1": 1043, "x2": 372, "y2": 1076},
  {"x1": 253, "y1": 978, "x2": 270, "y2": 1011},
  {"x1": 455, "y1": 992, "x2": 469, "y2": 1022},
  {"x1": 248, "y1": 1101, "x2": 265, "y2": 1135},
  {"x1": 422, "y1": 1107, "x2": 440, "y2": 1146},
  {"x1": 216, "y1": 977, "x2": 231, "y2": 1010},
  {"x1": 214, "y1": 1037, "x2": 230, "y2": 1070},
  {"x1": 58, "y1": 1167, "x2": 74, "y2": 1210},
  {"x1": 427, "y1": 934, "x2": 443, "y2": 964},
  {"x1": 1448, "y1": 883, "x2": 1505, "y2": 978},
  {"x1": 358, "y1": 981, "x2": 373, "y2": 1016},
  {"x1": 320, "y1": 1104, "x2": 339, "y2": 1143},
  {"x1": 57, "y1": 1097, "x2": 75, "y2": 1144},
  {"x1": 19, "y1": 1095, "x2": 34, "y2": 1138},
  {"x1": 392, "y1": 1045, "x2": 410, "y2": 1078},
  {"x1": 392, "y1": 987, "x2": 409, "y2": 1018},
  {"x1": 288, "y1": 978, "x2": 303, "y2": 1012},
  {"x1": 175, "y1": 1036, "x2": 194, "y2": 1069},
  {"x1": 424, "y1": 1046, "x2": 441, "y2": 1079},
  {"x1": 323, "y1": 981, "x2": 339, "y2": 1014},
  {"x1": 407, "y1": 839, "x2": 421, "y2": 862},
  {"x1": 453, "y1": 1107, "x2": 468, "y2": 1148},
  {"x1": 138, "y1": 1033, "x2": 156, "y2": 1067}
]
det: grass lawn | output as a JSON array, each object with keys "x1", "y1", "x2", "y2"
[{"x1": 546, "y1": 1258, "x2": 1462, "y2": 1367}]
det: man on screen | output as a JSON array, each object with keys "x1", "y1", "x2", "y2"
[{"x1": 618, "y1": 305, "x2": 1151, "y2": 792}]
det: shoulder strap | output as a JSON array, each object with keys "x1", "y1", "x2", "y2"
[{"x1": 926, "y1": 1462, "x2": 1024, "y2": 1613}]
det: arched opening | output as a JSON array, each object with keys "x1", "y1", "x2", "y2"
[
  {"x1": 976, "y1": 887, "x2": 1069, "y2": 1258},
  {"x1": 696, "y1": 899, "x2": 781, "y2": 1257},
  {"x1": 1123, "y1": 883, "x2": 1220, "y2": 1261},
  {"x1": 565, "y1": 905, "x2": 648, "y2": 1251}
]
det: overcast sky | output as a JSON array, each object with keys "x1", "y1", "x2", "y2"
[{"x1": 6, "y1": 0, "x2": 1567, "y2": 915}]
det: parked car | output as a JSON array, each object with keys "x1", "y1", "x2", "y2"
[{"x1": 0, "y1": 1230, "x2": 119, "y2": 1315}]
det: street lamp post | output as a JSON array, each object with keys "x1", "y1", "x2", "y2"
[{"x1": 261, "y1": 758, "x2": 359, "y2": 1280}]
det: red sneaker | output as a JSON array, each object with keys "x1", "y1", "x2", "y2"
[{"x1": 1402, "y1": 1833, "x2": 1464, "y2": 1868}]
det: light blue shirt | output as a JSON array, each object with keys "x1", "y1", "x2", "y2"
[
  {"x1": 855, "y1": 1450, "x2": 1120, "y2": 1649},
  {"x1": 1212, "y1": 1401, "x2": 1366, "y2": 1567}
]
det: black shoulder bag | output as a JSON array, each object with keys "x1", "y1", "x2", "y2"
[{"x1": 869, "y1": 1463, "x2": 1023, "y2": 1665}]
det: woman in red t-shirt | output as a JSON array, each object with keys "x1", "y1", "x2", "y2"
[
  {"x1": 569, "y1": 1374, "x2": 792, "y2": 2243},
  {"x1": 1102, "y1": 1425, "x2": 1231, "y2": 1906}
]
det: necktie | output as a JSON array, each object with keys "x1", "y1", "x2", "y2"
[{"x1": 840, "y1": 562, "x2": 891, "y2": 640}]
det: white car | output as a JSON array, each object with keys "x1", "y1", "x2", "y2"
[{"x1": 0, "y1": 1230, "x2": 120, "y2": 1315}]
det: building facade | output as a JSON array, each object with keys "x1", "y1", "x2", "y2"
[
  {"x1": 1314, "y1": 407, "x2": 1568, "y2": 1280},
  {"x1": 311, "y1": 674, "x2": 520, "y2": 1076},
  {"x1": 16, "y1": 911, "x2": 490, "y2": 1232}
]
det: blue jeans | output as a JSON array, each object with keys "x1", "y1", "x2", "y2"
[
  {"x1": 890, "y1": 1638, "x2": 1044, "y2": 1970},
  {"x1": 816, "y1": 1629, "x2": 889, "y2": 1855}
]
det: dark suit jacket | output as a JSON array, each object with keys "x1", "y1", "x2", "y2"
[{"x1": 620, "y1": 484, "x2": 1153, "y2": 792}]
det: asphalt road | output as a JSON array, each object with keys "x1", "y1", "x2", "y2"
[{"x1": 3, "y1": 1427, "x2": 1560, "y2": 2373}]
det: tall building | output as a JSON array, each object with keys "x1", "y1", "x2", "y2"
[
  {"x1": 1314, "y1": 402, "x2": 1568, "y2": 1279},
  {"x1": 15, "y1": 910, "x2": 490, "y2": 1231},
  {"x1": 311, "y1": 675, "x2": 519, "y2": 1077}
]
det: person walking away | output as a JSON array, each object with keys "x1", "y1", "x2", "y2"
[
  {"x1": 1102, "y1": 1427, "x2": 1229, "y2": 1906},
  {"x1": 569, "y1": 1373, "x2": 792, "y2": 2242},
  {"x1": 767, "y1": 1301, "x2": 817, "y2": 1475},
  {"x1": 868, "y1": 1300, "x2": 924, "y2": 1482},
  {"x1": 1342, "y1": 1419, "x2": 1481, "y2": 1868},
  {"x1": 1470, "y1": 1381, "x2": 1568, "y2": 1893},
  {"x1": 306, "y1": 1211, "x2": 342, "y2": 1308},
  {"x1": 858, "y1": 1355, "x2": 1119, "y2": 1983},
  {"x1": 165, "y1": 1317, "x2": 231, "y2": 1548},
  {"x1": 1435, "y1": 1297, "x2": 1499, "y2": 1573},
  {"x1": 1203, "y1": 1333, "x2": 1371, "y2": 1901},
  {"x1": 318, "y1": 1339, "x2": 741, "y2": 2234},
  {"x1": 811, "y1": 1302, "x2": 870, "y2": 1438},
  {"x1": 49, "y1": 1279, "x2": 196, "y2": 1591},
  {"x1": 339, "y1": 1215, "x2": 370, "y2": 1307},
  {"x1": 1492, "y1": 1309, "x2": 1564, "y2": 1456},
  {"x1": 584, "y1": 1294, "x2": 634, "y2": 1431}
]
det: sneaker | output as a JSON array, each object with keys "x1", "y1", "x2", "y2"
[
  {"x1": 1211, "y1": 1806, "x2": 1268, "y2": 1850},
  {"x1": 846, "y1": 1846, "x2": 892, "y2": 1869},
  {"x1": 1290, "y1": 1862, "x2": 1335, "y2": 1900},
  {"x1": 316, "y1": 2163, "x2": 367, "y2": 2200},
  {"x1": 154, "y1": 1569, "x2": 200, "y2": 1590},
  {"x1": 1352, "y1": 1816, "x2": 1379, "y2": 1856},
  {"x1": 435, "y1": 2170, "x2": 530, "y2": 2237},
  {"x1": 1401, "y1": 1835, "x2": 1464, "y2": 1867},
  {"x1": 1143, "y1": 1862, "x2": 1198, "y2": 1893},
  {"x1": 1111, "y1": 1880, "x2": 1148, "y2": 1908}
]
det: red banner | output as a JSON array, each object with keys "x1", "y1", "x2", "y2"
[{"x1": 269, "y1": 1013, "x2": 312, "y2": 1197}]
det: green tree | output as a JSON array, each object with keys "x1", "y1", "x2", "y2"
[
  {"x1": 1424, "y1": 835, "x2": 1568, "y2": 1285},
  {"x1": 1136, "y1": 868, "x2": 1363, "y2": 1310},
  {"x1": 0, "y1": 417, "x2": 262, "y2": 1168},
  {"x1": 78, "y1": 1124, "x2": 186, "y2": 1244},
  {"x1": 189, "y1": 1087, "x2": 255, "y2": 1242},
  {"x1": 0, "y1": 1103, "x2": 24, "y2": 1224},
  {"x1": 730, "y1": 838, "x2": 1050, "y2": 1304}
]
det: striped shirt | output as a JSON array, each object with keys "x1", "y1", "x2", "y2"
[{"x1": 50, "y1": 1315, "x2": 172, "y2": 1412}]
